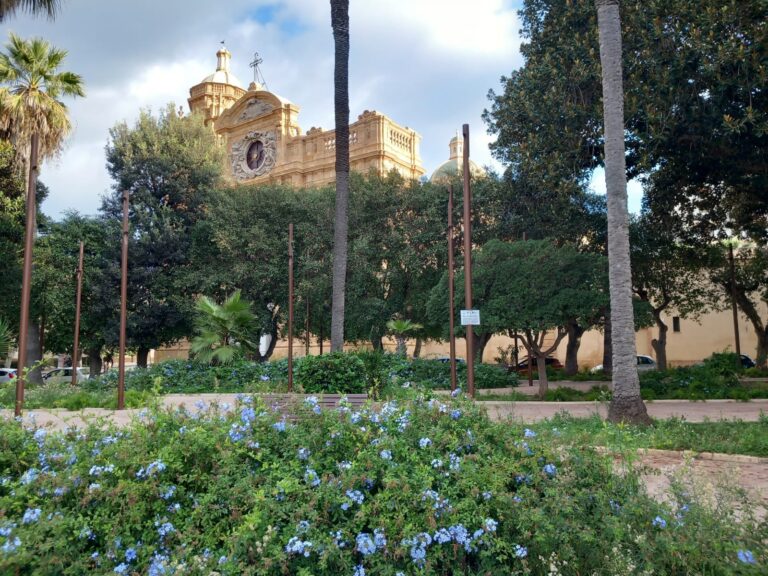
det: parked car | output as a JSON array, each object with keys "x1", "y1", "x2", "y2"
[
  {"x1": 434, "y1": 357, "x2": 466, "y2": 364},
  {"x1": 0, "y1": 368, "x2": 17, "y2": 384},
  {"x1": 42, "y1": 367, "x2": 90, "y2": 384},
  {"x1": 591, "y1": 355, "x2": 657, "y2": 373},
  {"x1": 509, "y1": 357, "x2": 564, "y2": 373}
]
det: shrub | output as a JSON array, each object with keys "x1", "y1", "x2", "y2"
[
  {"x1": 295, "y1": 352, "x2": 367, "y2": 393},
  {"x1": 0, "y1": 395, "x2": 764, "y2": 574}
]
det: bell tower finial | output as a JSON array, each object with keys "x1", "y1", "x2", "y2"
[{"x1": 216, "y1": 41, "x2": 231, "y2": 72}]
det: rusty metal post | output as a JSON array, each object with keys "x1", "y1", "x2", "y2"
[
  {"x1": 288, "y1": 223, "x2": 294, "y2": 392},
  {"x1": 728, "y1": 242, "x2": 741, "y2": 365},
  {"x1": 71, "y1": 241, "x2": 84, "y2": 386},
  {"x1": 15, "y1": 133, "x2": 39, "y2": 417},
  {"x1": 117, "y1": 190, "x2": 129, "y2": 410},
  {"x1": 462, "y1": 124, "x2": 475, "y2": 397},
  {"x1": 447, "y1": 185, "x2": 457, "y2": 391}
]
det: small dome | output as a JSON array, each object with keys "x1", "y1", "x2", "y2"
[
  {"x1": 199, "y1": 46, "x2": 243, "y2": 88},
  {"x1": 430, "y1": 132, "x2": 484, "y2": 182}
]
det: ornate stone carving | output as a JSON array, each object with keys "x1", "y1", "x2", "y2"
[
  {"x1": 231, "y1": 130, "x2": 277, "y2": 180},
  {"x1": 236, "y1": 98, "x2": 274, "y2": 122}
]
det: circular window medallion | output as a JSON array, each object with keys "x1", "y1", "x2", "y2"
[{"x1": 246, "y1": 140, "x2": 266, "y2": 171}]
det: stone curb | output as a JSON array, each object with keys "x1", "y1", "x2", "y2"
[{"x1": 596, "y1": 446, "x2": 768, "y2": 465}]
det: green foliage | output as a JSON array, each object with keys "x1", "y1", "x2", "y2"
[
  {"x1": 0, "y1": 316, "x2": 12, "y2": 360},
  {"x1": 639, "y1": 366, "x2": 741, "y2": 401},
  {"x1": 190, "y1": 291, "x2": 257, "y2": 365},
  {"x1": 534, "y1": 413, "x2": 768, "y2": 458},
  {"x1": 101, "y1": 104, "x2": 224, "y2": 357},
  {"x1": 295, "y1": 352, "x2": 367, "y2": 394},
  {"x1": 0, "y1": 397, "x2": 764, "y2": 574}
]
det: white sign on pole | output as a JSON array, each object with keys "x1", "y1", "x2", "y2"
[{"x1": 460, "y1": 309, "x2": 480, "y2": 326}]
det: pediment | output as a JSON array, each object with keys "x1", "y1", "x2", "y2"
[{"x1": 220, "y1": 90, "x2": 291, "y2": 129}]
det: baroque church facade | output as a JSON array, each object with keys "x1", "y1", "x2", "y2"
[{"x1": 188, "y1": 47, "x2": 426, "y2": 187}]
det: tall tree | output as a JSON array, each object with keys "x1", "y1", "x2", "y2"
[
  {"x1": 595, "y1": 0, "x2": 650, "y2": 424},
  {"x1": 0, "y1": 33, "x2": 83, "y2": 385},
  {"x1": 0, "y1": 0, "x2": 59, "y2": 21},
  {"x1": 103, "y1": 104, "x2": 223, "y2": 367},
  {"x1": 329, "y1": 0, "x2": 350, "y2": 352}
]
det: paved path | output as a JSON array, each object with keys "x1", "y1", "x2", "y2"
[{"x1": 2, "y1": 397, "x2": 767, "y2": 431}]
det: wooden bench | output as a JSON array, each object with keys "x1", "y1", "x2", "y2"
[{"x1": 253, "y1": 393, "x2": 370, "y2": 418}]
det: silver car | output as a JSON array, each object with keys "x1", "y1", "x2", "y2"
[
  {"x1": 42, "y1": 367, "x2": 90, "y2": 384},
  {"x1": 0, "y1": 368, "x2": 17, "y2": 384},
  {"x1": 591, "y1": 355, "x2": 657, "y2": 373}
]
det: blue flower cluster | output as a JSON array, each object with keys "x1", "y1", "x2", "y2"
[{"x1": 136, "y1": 460, "x2": 166, "y2": 479}]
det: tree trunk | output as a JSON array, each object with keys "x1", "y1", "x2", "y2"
[
  {"x1": 757, "y1": 326, "x2": 768, "y2": 369},
  {"x1": 564, "y1": 319, "x2": 584, "y2": 376},
  {"x1": 137, "y1": 346, "x2": 150, "y2": 369},
  {"x1": 650, "y1": 311, "x2": 668, "y2": 370},
  {"x1": 395, "y1": 335, "x2": 406, "y2": 356},
  {"x1": 330, "y1": 0, "x2": 350, "y2": 352},
  {"x1": 536, "y1": 355, "x2": 549, "y2": 398},
  {"x1": 413, "y1": 337, "x2": 422, "y2": 358},
  {"x1": 730, "y1": 287, "x2": 767, "y2": 368},
  {"x1": 87, "y1": 345, "x2": 103, "y2": 378},
  {"x1": 472, "y1": 331, "x2": 492, "y2": 364},
  {"x1": 596, "y1": 0, "x2": 651, "y2": 425}
]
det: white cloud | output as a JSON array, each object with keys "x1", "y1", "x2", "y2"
[{"x1": 4, "y1": 0, "x2": 523, "y2": 218}]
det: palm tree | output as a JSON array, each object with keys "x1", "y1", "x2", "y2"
[
  {"x1": 0, "y1": 33, "x2": 84, "y2": 163},
  {"x1": 329, "y1": 0, "x2": 350, "y2": 352},
  {"x1": 190, "y1": 291, "x2": 257, "y2": 365},
  {"x1": 0, "y1": 317, "x2": 13, "y2": 360},
  {"x1": 0, "y1": 0, "x2": 59, "y2": 21},
  {"x1": 386, "y1": 318, "x2": 423, "y2": 356},
  {"x1": 595, "y1": 0, "x2": 651, "y2": 424},
  {"x1": 1, "y1": 34, "x2": 83, "y2": 413}
]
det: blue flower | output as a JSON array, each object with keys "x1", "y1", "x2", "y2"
[
  {"x1": 240, "y1": 407, "x2": 256, "y2": 424},
  {"x1": 297, "y1": 520, "x2": 310, "y2": 534},
  {"x1": 737, "y1": 549, "x2": 756, "y2": 565},
  {"x1": 22, "y1": 508, "x2": 41, "y2": 524},
  {"x1": 451, "y1": 388, "x2": 462, "y2": 397},
  {"x1": 304, "y1": 468, "x2": 321, "y2": 487},
  {"x1": 652, "y1": 516, "x2": 667, "y2": 529},
  {"x1": 272, "y1": 421, "x2": 286, "y2": 432},
  {"x1": 542, "y1": 463, "x2": 557, "y2": 477},
  {"x1": 114, "y1": 563, "x2": 129, "y2": 574},
  {"x1": 419, "y1": 438, "x2": 432, "y2": 449},
  {"x1": 285, "y1": 536, "x2": 313, "y2": 557},
  {"x1": 431, "y1": 458, "x2": 443, "y2": 468},
  {"x1": 353, "y1": 565, "x2": 366, "y2": 576},
  {"x1": 125, "y1": 548, "x2": 137, "y2": 562},
  {"x1": 260, "y1": 374, "x2": 270, "y2": 381},
  {"x1": 482, "y1": 491, "x2": 492, "y2": 501},
  {"x1": 433, "y1": 528, "x2": 452, "y2": 544},
  {"x1": 33, "y1": 429, "x2": 47, "y2": 444},
  {"x1": 161, "y1": 486, "x2": 177, "y2": 501},
  {"x1": 1, "y1": 536, "x2": 20, "y2": 554},
  {"x1": 373, "y1": 528, "x2": 387, "y2": 549},
  {"x1": 298, "y1": 448, "x2": 311, "y2": 460},
  {"x1": 148, "y1": 552, "x2": 168, "y2": 576},
  {"x1": 156, "y1": 521, "x2": 175, "y2": 538},
  {"x1": 450, "y1": 409, "x2": 462, "y2": 420},
  {"x1": 514, "y1": 544, "x2": 528, "y2": 558},
  {"x1": 380, "y1": 450, "x2": 392, "y2": 461},
  {"x1": 356, "y1": 533, "x2": 376, "y2": 556},
  {"x1": 524, "y1": 428, "x2": 536, "y2": 438},
  {"x1": 484, "y1": 518, "x2": 498, "y2": 532}
]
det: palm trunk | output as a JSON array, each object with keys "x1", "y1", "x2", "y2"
[
  {"x1": 413, "y1": 337, "x2": 422, "y2": 358},
  {"x1": 330, "y1": 0, "x2": 350, "y2": 352},
  {"x1": 596, "y1": 0, "x2": 650, "y2": 424}
]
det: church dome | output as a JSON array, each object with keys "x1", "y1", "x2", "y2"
[
  {"x1": 430, "y1": 134, "x2": 484, "y2": 182},
  {"x1": 199, "y1": 46, "x2": 243, "y2": 88}
]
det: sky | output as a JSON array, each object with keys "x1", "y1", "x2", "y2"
[{"x1": 2, "y1": 0, "x2": 642, "y2": 218}]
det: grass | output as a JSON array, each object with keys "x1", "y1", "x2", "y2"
[{"x1": 531, "y1": 413, "x2": 768, "y2": 457}]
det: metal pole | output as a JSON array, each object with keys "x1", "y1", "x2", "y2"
[
  {"x1": 15, "y1": 133, "x2": 39, "y2": 417},
  {"x1": 71, "y1": 241, "x2": 84, "y2": 386},
  {"x1": 117, "y1": 190, "x2": 129, "y2": 410},
  {"x1": 447, "y1": 185, "x2": 457, "y2": 391},
  {"x1": 728, "y1": 242, "x2": 741, "y2": 364},
  {"x1": 462, "y1": 124, "x2": 475, "y2": 397},
  {"x1": 288, "y1": 223, "x2": 294, "y2": 392}
]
